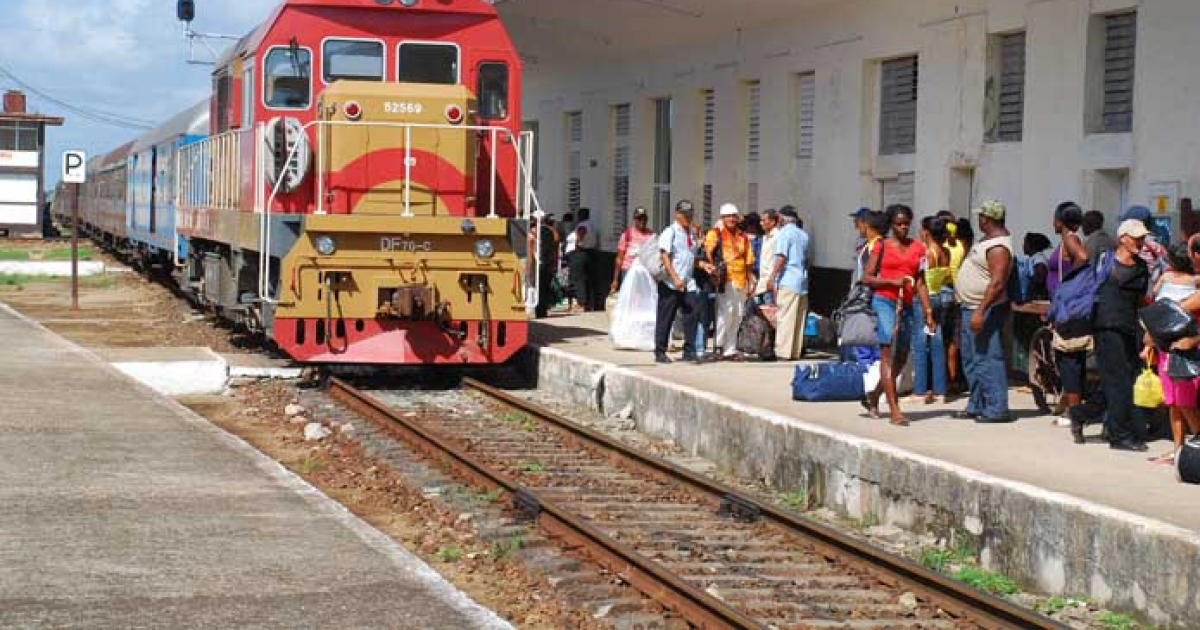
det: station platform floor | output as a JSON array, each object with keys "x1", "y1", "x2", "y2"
[
  {"x1": 0, "y1": 304, "x2": 508, "y2": 630},
  {"x1": 532, "y1": 311, "x2": 1200, "y2": 533}
]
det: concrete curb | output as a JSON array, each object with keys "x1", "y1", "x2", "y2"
[
  {"x1": 0, "y1": 261, "x2": 107, "y2": 276},
  {"x1": 0, "y1": 302, "x2": 513, "y2": 630},
  {"x1": 529, "y1": 344, "x2": 1200, "y2": 628}
]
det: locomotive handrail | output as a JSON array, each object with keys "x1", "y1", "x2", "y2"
[{"x1": 258, "y1": 118, "x2": 545, "y2": 305}]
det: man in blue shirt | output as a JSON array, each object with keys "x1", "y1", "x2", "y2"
[
  {"x1": 654, "y1": 200, "x2": 708, "y2": 364},
  {"x1": 765, "y1": 207, "x2": 810, "y2": 360}
]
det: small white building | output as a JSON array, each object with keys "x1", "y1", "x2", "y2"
[
  {"x1": 0, "y1": 90, "x2": 63, "y2": 238},
  {"x1": 502, "y1": 0, "x2": 1197, "y2": 288}
]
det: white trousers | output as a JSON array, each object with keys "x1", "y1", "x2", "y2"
[{"x1": 715, "y1": 284, "x2": 747, "y2": 356}]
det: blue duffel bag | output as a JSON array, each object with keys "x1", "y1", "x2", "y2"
[{"x1": 792, "y1": 362, "x2": 867, "y2": 402}]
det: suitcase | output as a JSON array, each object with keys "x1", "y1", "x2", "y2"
[
  {"x1": 736, "y1": 298, "x2": 776, "y2": 361},
  {"x1": 1178, "y1": 436, "x2": 1200, "y2": 485},
  {"x1": 792, "y1": 362, "x2": 866, "y2": 402}
]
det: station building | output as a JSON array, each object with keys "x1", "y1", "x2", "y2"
[
  {"x1": 0, "y1": 90, "x2": 63, "y2": 238},
  {"x1": 502, "y1": 0, "x2": 1198, "y2": 300}
]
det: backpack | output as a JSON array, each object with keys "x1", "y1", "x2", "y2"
[
  {"x1": 1047, "y1": 252, "x2": 1114, "y2": 337},
  {"x1": 637, "y1": 231, "x2": 667, "y2": 282},
  {"x1": 736, "y1": 297, "x2": 776, "y2": 360}
]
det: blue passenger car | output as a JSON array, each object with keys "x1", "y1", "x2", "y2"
[{"x1": 126, "y1": 101, "x2": 208, "y2": 264}]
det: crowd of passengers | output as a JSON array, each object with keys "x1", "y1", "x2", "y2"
[{"x1": 528, "y1": 198, "x2": 1200, "y2": 466}]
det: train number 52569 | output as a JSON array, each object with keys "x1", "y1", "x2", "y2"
[{"x1": 384, "y1": 101, "x2": 424, "y2": 115}]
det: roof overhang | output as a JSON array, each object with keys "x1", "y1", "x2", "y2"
[
  {"x1": 495, "y1": 0, "x2": 844, "y2": 70},
  {"x1": 0, "y1": 113, "x2": 65, "y2": 126}
]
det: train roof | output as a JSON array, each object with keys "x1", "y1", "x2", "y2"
[
  {"x1": 130, "y1": 101, "x2": 209, "y2": 154},
  {"x1": 214, "y1": 0, "x2": 498, "y2": 68},
  {"x1": 94, "y1": 141, "x2": 135, "y2": 172}
]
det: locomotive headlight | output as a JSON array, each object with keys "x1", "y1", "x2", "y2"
[
  {"x1": 314, "y1": 235, "x2": 337, "y2": 256},
  {"x1": 399, "y1": 0, "x2": 419, "y2": 6},
  {"x1": 474, "y1": 239, "x2": 496, "y2": 259},
  {"x1": 343, "y1": 100, "x2": 362, "y2": 121}
]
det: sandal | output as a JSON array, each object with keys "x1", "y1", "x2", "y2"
[
  {"x1": 860, "y1": 393, "x2": 882, "y2": 419},
  {"x1": 1148, "y1": 452, "x2": 1176, "y2": 466},
  {"x1": 890, "y1": 416, "x2": 911, "y2": 427}
]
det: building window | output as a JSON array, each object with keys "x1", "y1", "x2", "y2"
[
  {"x1": 745, "y1": 80, "x2": 761, "y2": 164},
  {"x1": 794, "y1": 72, "x2": 816, "y2": 160},
  {"x1": 0, "y1": 122, "x2": 38, "y2": 151},
  {"x1": 323, "y1": 39, "x2": 384, "y2": 83},
  {"x1": 879, "y1": 55, "x2": 918, "y2": 155},
  {"x1": 881, "y1": 172, "x2": 915, "y2": 209},
  {"x1": 478, "y1": 63, "x2": 509, "y2": 120},
  {"x1": 565, "y1": 111, "x2": 582, "y2": 213},
  {"x1": 398, "y1": 42, "x2": 459, "y2": 85},
  {"x1": 610, "y1": 104, "x2": 631, "y2": 238},
  {"x1": 263, "y1": 46, "x2": 312, "y2": 110},
  {"x1": 985, "y1": 32, "x2": 1026, "y2": 143},
  {"x1": 1089, "y1": 11, "x2": 1137, "y2": 134},
  {"x1": 652, "y1": 98, "x2": 673, "y2": 229},
  {"x1": 701, "y1": 89, "x2": 715, "y2": 227}
]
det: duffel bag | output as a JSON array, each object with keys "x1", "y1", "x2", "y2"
[
  {"x1": 792, "y1": 362, "x2": 866, "y2": 402},
  {"x1": 1178, "y1": 437, "x2": 1200, "y2": 485}
]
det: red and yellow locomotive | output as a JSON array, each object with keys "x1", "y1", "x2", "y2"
[{"x1": 176, "y1": 0, "x2": 536, "y2": 365}]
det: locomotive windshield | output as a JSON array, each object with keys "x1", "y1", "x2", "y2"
[
  {"x1": 478, "y1": 62, "x2": 509, "y2": 120},
  {"x1": 323, "y1": 39, "x2": 384, "y2": 83},
  {"x1": 397, "y1": 43, "x2": 459, "y2": 85},
  {"x1": 264, "y1": 47, "x2": 312, "y2": 109}
]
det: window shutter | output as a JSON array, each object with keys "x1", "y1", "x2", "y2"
[
  {"x1": 566, "y1": 111, "x2": 583, "y2": 212},
  {"x1": 996, "y1": 32, "x2": 1026, "y2": 142},
  {"x1": 1103, "y1": 12, "x2": 1136, "y2": 133},
  {"x1": 702, "y1": 89, "x2": 715, "y2": 164},
  {"x1": 702, "y1": 183, "x2": 713, "y2": 228},
  {"x1": 879, "y1": 56, "x2": 918, "y2": 156},
  {"x1": 796, "y1": 72, "x2": 816, "y2": 160},
  {"x1": 746, "y1": 81, "x2": 761, "y2": 163},
  {"x1": 611, "y1": 104, "x2": 631, "y2": 237},
  {"x1": 567, "y1": 111, "x2": 583, "y2": 143},
  {"x1": 882, "y1": 172, "x2": 915, "y2": 209}
]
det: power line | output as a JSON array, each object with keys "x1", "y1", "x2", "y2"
[{"x1": 0, "y1": 62, "x2": 155, "y2": 130}]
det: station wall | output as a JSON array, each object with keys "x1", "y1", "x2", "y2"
[{"x1": 519, "y1": 0, "x2": 1200, "y2": 270}]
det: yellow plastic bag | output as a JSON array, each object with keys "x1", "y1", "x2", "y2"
[{"x1": 1134, "y1": 355, "x2": 1165, "y2": 409}]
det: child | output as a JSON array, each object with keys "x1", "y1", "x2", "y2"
[{"x1": 1149, "y1": 243, "x2": 1200, "y2": 464}]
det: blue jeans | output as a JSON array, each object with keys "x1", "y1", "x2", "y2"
[
  {"x1": 871, "y1": 296, "x2": 912, "y2": 351},
  {"x1": 960, "y1": 304, "x2": 1010, "y2": 418},
  {"x1": 912, "y1": 300, "x2": 947, "y2": 396}
]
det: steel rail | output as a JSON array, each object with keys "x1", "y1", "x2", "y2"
[
  {"x1": 326, "y1": 377, "x2": 765, "y2": 630},
  {"x1": 462, "y1": 377, "x2": 1070, "y2": 630}
]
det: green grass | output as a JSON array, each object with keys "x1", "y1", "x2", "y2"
[
  {"x1": 466, "y1": 488, "x2": 505, "y2": 504},
  {"x1": 436, "y1": 545, "x2": 465, "y2": 563},
  {"x1": 0, "y1": 250, "x2": 30, "y2": 260},
  {"x1": 490, "y1": 535, "x2": 524, "y2": 561},
  {"x1": 42, "y1": 247, "x2": 93, "y2": 261},
  {"x1": 1097, "y1": 612, "x2": 1141, "y2": 630},
  {"x1": 0, "y1": 273, "x2": 37, "y2": 286},
  {"x1": 952, "y1": 566, "x2": 1020, "y2": 596},
  {"x1": 498, "y1": 411, "x2": 529, "y2": 424},
  {"x1": 297, "y1": 456, "x2": 324, "y2": 475},
  {"x1": 917, "y1": 542, "x2": 976, "y2": 573},
  {"x1": 1034, "y1": 597, "x2": 1091, "y2": 616},
  {"x1": 777, "y1": 488, "x2": 813, "y2": 512}
]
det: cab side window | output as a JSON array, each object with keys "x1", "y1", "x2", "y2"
[
  {"x1": 398, "y1": 43, "x2": 458, "y2": 85},
  {"x1": 478, "y1": 62, "x2": 509, "y2": 120},
  {"x1": 323, "y1": 39, "x2": 384, "y2": 83},
  {"x1": 264, "y1": 47, "x2": 312, "y2": 109}
]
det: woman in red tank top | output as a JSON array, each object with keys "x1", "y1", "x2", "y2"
[{"x1": 862, "y1": 205, "x2": 936, "y2": 426}]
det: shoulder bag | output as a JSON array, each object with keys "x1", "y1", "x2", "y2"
[
  {"x1": 1051, "y1": 247, "x2": 1095, "y2": 353},
  {"x1": 835, "y1": 240, "x2": 884, "y2": 348}
]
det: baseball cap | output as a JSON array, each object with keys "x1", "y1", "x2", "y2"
[
  {"x1": 973, "y1": 200, "x2": 1006, "y2": 222},
  {"x1": 849, "y1": 207, "x2": 871, "y2": 220},
  {"x1": 633, "y1": 207, "x2": 648, "y2": 219},
  {"x1": 674, "y1": 199, "x2": 694, "y2": 214},
  {"x1": 1117, "y1": 219, "x2": 1150, "y2": 239},
  {"x1": 719, "y1": 203, "x2": 740, "y2": 217},
  {"x1": 1121, "y1": 205, "x2": 1152, "y2": 222}
]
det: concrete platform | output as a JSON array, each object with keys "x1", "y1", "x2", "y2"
[
  {"x1": 530, "y1": 312, "x2": 1200, "y2": 628},
  {"x1": 0, "y1": 260, "x2": 107, "y2": 276},
  {"x1": 94, "y1": 346, "x2": 229, "y2": 396},
  {"x1": 0, "y1": 303, "x2": 510, "y2": 630}
]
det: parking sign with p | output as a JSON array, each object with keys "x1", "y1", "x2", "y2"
[{"x1": 62, "y1": 150, "x2": 86, "y2": 184}]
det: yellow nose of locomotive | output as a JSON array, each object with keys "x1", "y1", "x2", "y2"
[{"x1": 318, "y1": 81, "x2": 477, "y2": 217}]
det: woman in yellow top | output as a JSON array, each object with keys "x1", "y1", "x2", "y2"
[
  {"x1": 910, "y1": 216, "x2": 954, "y2": 403},
  {"x1": 937, "y1": 210, "x2": 966, "y2": 394}
]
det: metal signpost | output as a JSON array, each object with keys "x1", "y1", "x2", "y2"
[{"x1": 62, "y1": 151, "x2": 86, "y2": 311}]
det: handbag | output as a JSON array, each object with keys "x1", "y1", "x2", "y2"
[
  {"x1": 1133, "y1": 350, "x2": 1164, "y2": 408},
  {"x1": 1167, "y1": 350, "x2": 1200, "y2": 380},
  {"x1": 710, "y1": 228, "x2": 728, "y2": 293},
  {"x1": 792, "y1": 362, "x2": 867, "y2": 402},
  {"x1": 1050, "y1": 251, "x2": 1094, "y2": 353},
  {"x1": 736, "y1": 297, "x2": 776, "y2": 360},
  {"x1": 835, "y1": 240, "x2": 884, "y2": 347}
]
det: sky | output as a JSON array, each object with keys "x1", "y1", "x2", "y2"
[{"x1": 0, "y1": 0, "x2": 280, "y2": 188}]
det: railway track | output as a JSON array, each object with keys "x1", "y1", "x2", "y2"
[{"x1": 327, "y1": 377, "x2": 1067, "y2": 630}]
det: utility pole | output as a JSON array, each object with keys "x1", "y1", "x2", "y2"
[{"x1": 71, "y1": 181, "x2": 80, "y2": 311}]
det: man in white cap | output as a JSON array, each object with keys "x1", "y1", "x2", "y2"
[{"x1": 704, "y1": 203, "x2": 756, "y2": 360}]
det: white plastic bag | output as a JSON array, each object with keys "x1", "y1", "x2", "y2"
[
  {"x1": 609, "y1": 261, "x2": 660, "y2": 351},
  {"x1": 862, "y1": 360, "x2": 882, "y2": 393}
]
